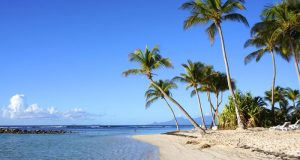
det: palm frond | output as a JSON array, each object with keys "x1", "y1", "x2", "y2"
[
  {"x1": 145, "y1": 97, "x2": 159, "y2": 109},
  {"x1": 222, "y1": 0, "x2": 246, "y2": 14},
  {"x1": 244, "y1": 49, "x2": 267, "y2": 65},
  {"x1": 123, "y1": 69, "x2": 143, "y2": 77},
  {"x1": 183, "y1": 15, "x2": 210, "y2": 29},
  {"x1": 206, "y1": 23, "x2": 217, "y2": 44},
  {"x1": 222, "y1": 13, "x2": 249, "y2": 27}
]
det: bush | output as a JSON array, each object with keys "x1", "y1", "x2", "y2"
[{"x1": 219, "y1": 91, "x2": 271, "y2": 129}]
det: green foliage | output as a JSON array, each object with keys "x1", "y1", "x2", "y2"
[
  {"x1": 173, "y1": 60, "x2": 207, "y2": 91},
  {"x1": 259, "y1": 0, "x2": 300, "y2": 60},
  {"x1": 145, "y1": 80, "x2": 177, "y2": 108},
  {"x1": 123, "y1": 46, "x2": 173, "y2": 79},
  {"x1": 264, "y1": 87, "x2": 297, "y2": 124},
  {"x1": 220, "y1": 87, "x2": 300, "y2": 129},
  {"x1": 181, "y1": 0, "x2": 249, "y2": 43},
  {"x1": 219, "y1": 91, "x2": 270, "y2": 129},
  {"x1": 200, "y1": 70, "x2": 235, "y2": 94}
]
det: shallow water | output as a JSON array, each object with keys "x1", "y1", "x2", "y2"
[{"x1": 0, "y1": 125, "x2": 193, "y2": 160}]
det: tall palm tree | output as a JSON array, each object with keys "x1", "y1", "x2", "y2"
[
  {"x1": 261, "y1": 1, "x2": 300, "y2": 85},
  {"x1": 123, "y1": 46, "x2": 205, "y2": 133},
  {"x1": 181, "y1": 0, "x2": 249, "y2": 129},
  {"x1": 145, "y1": 80, "x2": 180, "y2": 131},
  {"x1": 173, "y1": 60, "x2": 207, "y2": 129},
  {"x1": 244, "y1": 22, "x2": 282, "y2": 123}
]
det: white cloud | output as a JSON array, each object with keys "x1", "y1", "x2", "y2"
[
  {"x1": 2, "y1": 94, "x2": 97, "y2": 120},
  {"x1": 63, "y1": 108, "x2": 89, "y2": 119}
]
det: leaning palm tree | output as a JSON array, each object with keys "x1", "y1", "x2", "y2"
[
  {"x1": 145, "y1": 80, "x2": 180, "y2": 131},
  {"x1": 181, "y1": 0, "x2": 249, "y2": 129},
  {"x1": 261, "y1": 1, "x2": 300, "y2": 85},
  {"x1": 173, "y1": 60, "x2": 207, "y2": 129},
  {"x1": 244, "y1": 22, "x2": 282, "y2": 123},
  {"x1": 123, "y1": 46, "x2": 205, "y2": 133}
]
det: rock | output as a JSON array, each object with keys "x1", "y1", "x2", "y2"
[
  {"x1": 200, "y1": 144, "x2": 211, "y2": 149},
  {"x1": 0, "y1": 128, "x2": 67, "y2": 134},
  {"x1": 186, "y1": 140, "x2": 200, "y2": 145}
]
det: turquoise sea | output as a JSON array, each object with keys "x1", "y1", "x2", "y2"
[{"x1": 0, "y1": 125, "x2": 193, "y2": 160}]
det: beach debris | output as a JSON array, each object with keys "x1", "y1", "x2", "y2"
[
  {"x1": 186, "y1": 140, "x2": 200, "y2": 145},
  {"x1": 200, "y1": 144, "x2": 211, "y2": 149}
]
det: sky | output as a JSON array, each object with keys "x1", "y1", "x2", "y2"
[{"x1": 0, "y1": 0, "x2": 297, "y2": 125}]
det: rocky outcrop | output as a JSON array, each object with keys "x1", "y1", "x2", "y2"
[{"x1": 0, "y1": 128, "x2": 69, "y2": 134}]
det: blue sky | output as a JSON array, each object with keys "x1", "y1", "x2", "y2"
[{"x1": 0, "y1": 0, "x2": 296, "y2": 125}]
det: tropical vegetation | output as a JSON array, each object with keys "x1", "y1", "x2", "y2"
[
  {"x1": 181, "y1": 0, "x2": 249, "y2": 129},
  {"x1": 123, "y1": 0, "x2": 300, "y2": 133}
]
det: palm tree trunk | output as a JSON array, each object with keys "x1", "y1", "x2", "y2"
[
  {"x1": 194, "y1": 87, "x2": 206, "y2": 129},
  {"x1": 149, "y1": 79, "x2": 205, "y2": 134},
  {"x1": 163, "y1": 98, "x2": 180, "y2": 131},
  {"x1": 217, "y1": 25, "x2": 244, "y2": 129},
  {"x1": 206, "y1": 92, "x2": 216, "y2": 127},
  {"x1": 214, "y1": 93, "x2": 220, "y2": 124},
  {"x1": 289, "y1": 38, "x2": 300, "y2": 86},
  {"x1": 293, "y1": 55, "x2": 300, "y2": 86},
  {"x1": 270, "y1": 50, "x2": 276, "y2": 124}
]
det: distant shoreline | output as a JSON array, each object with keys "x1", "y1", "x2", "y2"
[{"x1": 133, "y1": 129, "x2": 300, "y2": 160}]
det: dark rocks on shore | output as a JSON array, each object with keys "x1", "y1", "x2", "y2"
[{"x1": 0, "y1": 128, "x2": 69, "y2": 134}]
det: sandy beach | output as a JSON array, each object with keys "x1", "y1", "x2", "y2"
[{"x1": 133, "y1": 129, "x2": 300, "y2": 160}]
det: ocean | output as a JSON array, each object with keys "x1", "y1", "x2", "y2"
[{"x1": 0, "y1": 125, "x2": 194, "y2": 160}]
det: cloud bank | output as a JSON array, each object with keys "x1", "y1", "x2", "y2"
[{"x1": 2, "y1": 94, "x2": 98, "y2": 121}]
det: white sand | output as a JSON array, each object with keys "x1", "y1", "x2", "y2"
[{"x1": 133, "y1": 129, "x2": 300, "y2": 160}]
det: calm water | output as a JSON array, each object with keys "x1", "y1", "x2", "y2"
[{"x1": 0, "y1": 125, "x2": 193, "y2": 160}]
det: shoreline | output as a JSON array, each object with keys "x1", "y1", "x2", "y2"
[{"x1": 133, "y1": 129, "x2": 300, "y2": 160}]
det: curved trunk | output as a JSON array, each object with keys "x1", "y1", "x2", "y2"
[
  {"x1": 270, "y1": 50, "x2": 276, "y2": 124},
  {"x1": 194, "y1": 87, "x2": 206, "y2": 129},
  {"x1": 289, "y1": 38, "x2": 300, "y2": 86},
  {"x1": 214, "y1": 93, "x2": 221, "y2": 124},
  {"x1": 206, "y1": 92, "x2": 216, "y2": 127},
  {"x1": 217, "y1": 25, "x2": 244, "y2": 129},
  {"x1": 163, "y1": 98, "x2": 180, "y2": 131},
  {"x1": 149, "y1": 79, "x2": 205, "y2": 134}
]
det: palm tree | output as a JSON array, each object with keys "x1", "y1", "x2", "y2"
[
  {"x1": 145, "y1": 80, "x2": 180, "y2": 131},
  {"x1": 244, "y1": 22, "x2": 282, "y2": 123},
  {"x1": 200, "y1": 70, "x2": 235, "y2": 127},
  {"x1": 197, "y1": 66, "x2": 216, "y2": 127},
  {"x1": 123, "y1": 46, "x2": 205, "y2": 133},
  {"x1": 265, "y1": 86, "x2": 287, "y2": 123},
  {"x1": 285, "y1": 88, "x2": 300, "y2": 108},
  {"x1": 203, "y1": 71, "x2": 234, "y2": 126},
  {"x1": 173, "y1": 60, "x2": 207, "y2": 129},
  {"x1": 261, "y1": 1, "x2": 300, "y2": 85},
  {"x1": 243, "y1": 95, "x2": 266, "y2": 128},
  {"x1": 265, "y1": 86, "x2": 287, "y2": 106},
  {"x1": 181, "y1": 0, "x2": 249, "y2": 129}
]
